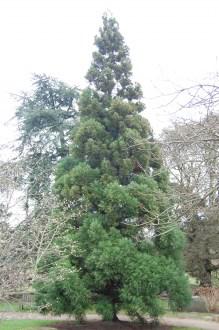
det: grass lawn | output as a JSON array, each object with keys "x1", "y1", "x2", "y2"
[
  {"x1": 0, "y1": 320, "x2": 54, "y2": 330},
  {"x1": 0, "y1": 302, "x2": 37, "y2": 312},
  {"x1": 0, "y1": 302, "x2": 21, "y2": 312},
  {"x1": 0, "y1": 320, "x2": 203, "y2": 330}
]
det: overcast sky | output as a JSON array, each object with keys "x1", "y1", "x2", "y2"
[{"x1": 1, "y1": 0, "x2": 219, "y2": 147}]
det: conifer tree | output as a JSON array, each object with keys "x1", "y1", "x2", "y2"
[
  {"x1": 16, "y1": 74, "x2": 79, "y2": 204},
  {"x1": 36, "y1": 15, "x2": 190, "y2": 322}
]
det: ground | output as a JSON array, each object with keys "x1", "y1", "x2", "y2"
[
  {"x1": 48, "y1": 321, "x2": 199, "y2": 330},
  {"x1": 0, "y1": 309, "x2": 218, "y2": 330},
  {"x1": 0, "y1": 315, "x2": 214, "y2": 330},
  {"x1": 0, "y1": 320, "x2": 202, "y2": 330}
]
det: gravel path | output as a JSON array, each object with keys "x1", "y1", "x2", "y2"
[
  {"x1": 161, "y1": 316, "x2": 219, "y2": 329},
  {"x1": 0, "y1": 312, "x2": 219, "y2": 329}
]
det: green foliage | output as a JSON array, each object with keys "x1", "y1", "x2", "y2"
[
  {"x1": 73, "y1": 119, "x2": 109, "y2": 167},
  {"x1": 156, "y1": 229, "x2": 186, "y2": 265},
  {"x1": 35, "y1": 261, "x2": 90, "y2": 321},
  {"x1": 55, "y1": 163, "x2": 99, "y2": 201},
  {"x1": 35, "y1": 14, "x2": 190, "y2": 321},
  {"x1": 95, "y1": 297, "x2": 115, "y2": 321},
  {"x1": 121, "y1": 254, "x2": 191, "y2": 318},
  {"x1": 185, "y1": 207, "x2": 219, "y2": 286},
  {"x1": 16, "y1": 73, "x2": 79, "y2": 202},
  {"x1": 86, "y1": 15, "x2": 143, "y2": 109},
  {"x1": 99, "y1": 182, "x2": 139, "y2": 222}
]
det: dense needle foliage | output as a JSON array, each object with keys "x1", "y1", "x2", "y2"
[
  {"x1": 35, "y1": 15, "x2": 190, "y2": 321},
  {"x1": 16, "y1": 74, "x2": 79, "y2": 203}
]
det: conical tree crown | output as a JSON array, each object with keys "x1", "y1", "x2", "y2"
[
  {"x1": 73, "y1": 14, "x2": 161, "y2": 185},
  {"x1": 86, "y1": 15, "x2": 143, "y2": 109}
]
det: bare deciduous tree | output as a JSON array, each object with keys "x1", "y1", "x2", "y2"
[{"x1": 160, "y1": 81, "x2": 219, "y2": 286}]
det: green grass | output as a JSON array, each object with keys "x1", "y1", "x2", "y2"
[
  {"x1": 0, "y1": 302, "x2": 36, "y2": 312},
  {"x1": 0, "y1": 302, "x2": 22, "y2": 312},
  {"x1": 0, "y1": 320, "x2": 203, "y2": 330},
  {"x1": 0, "y1": 320, "x2": 54, "y2": 330},
  {"x1": 0, "y1": 322, "x2": 203, "y2": 330}
]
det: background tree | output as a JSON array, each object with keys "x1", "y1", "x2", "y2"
[
  {"x1": 0, "y1": 75, "x2": 79, "y2": 301},
  {"x1": 161, "y1": 112, "x2": 219, "y2": 286},
  {"x1": 0, "y1": 151, "x2": 67, "y2": 300},
  {"x1": 15, "y1": 73, "x2": 79, "y2": 206},
  {"x1": 0, "y1": 158, "x2": 26, "y2": 300},
  {"x1": 35, "y1": 15, "x2": 190, "y2": 322},
  {"x1": 0, "y1": 195, "x2": 67, "y2": 301},
  {"x1": 0, "y1": 159, "x2": 22, "y2": 222}
]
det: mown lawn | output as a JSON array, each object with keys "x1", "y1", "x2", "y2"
[
  {"x1": 0, "y1": 302, "x2": 37, "y2": 312},
  {"x1": 0, "y1": 302, "x2": 21, "y2": 312},
  {"x1": 0, "y1": 320, "x2": 54, "y2": 330},
  {"x1": 0, "y1": 320, "x2": 203, "y2": 330}
]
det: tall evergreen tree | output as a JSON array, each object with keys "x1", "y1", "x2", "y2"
[
  {"x1": 16, "y1": 74, "x2": 79, "y2": 205},
  {"x1": 36, "y1": 15, "x2": 190, "y2": 322}
]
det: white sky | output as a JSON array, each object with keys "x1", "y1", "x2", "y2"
[{"x1": 1, "y1": 0, "x2": 219, "y2": 146}]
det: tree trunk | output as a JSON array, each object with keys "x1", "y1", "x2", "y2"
[
  {"x1": 200, "y1": 268, "x2": 212, "y2": 287},
  {"x1": 112, "y1": 304, "x2": 119, "y2": 322}
]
